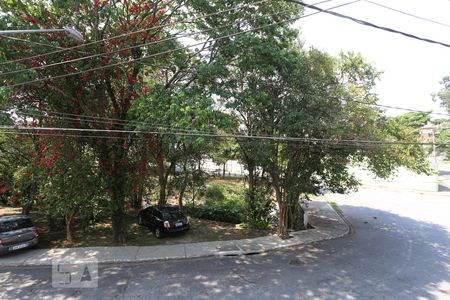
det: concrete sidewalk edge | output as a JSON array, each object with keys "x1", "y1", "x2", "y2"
[{"x1": 0, "y1": 198, "x2": 351, "y2": 267}]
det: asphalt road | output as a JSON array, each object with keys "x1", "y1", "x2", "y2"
[{"x1": 1, "y1": 188, "x2": 449, "y2": 300}]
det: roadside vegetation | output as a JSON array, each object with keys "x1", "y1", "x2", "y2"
[{"x1": 0, "y1": 0, "x2": 434, "y2": 245}]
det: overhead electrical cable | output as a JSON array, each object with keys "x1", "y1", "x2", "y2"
[
  {"x1": 0, "y1": 0, "x2": 361, "y2": 88},
  {"x1": 7, "y1": 106, "x2": 449, "y2": 146},
  {"x1": 0, "y1": 35, "x2": 67, "y2": 50},
  {"x1": 363, "y1": 0, "x2": 450, "y2": 28},
  {"x1": 0, "y1": 130, "x2": 394, "y2": 153},
  {"x1": 0, "y1": 1, "x2": 331, "y2": 77},
  {"x1": 0, "y1": 0, "x2": 272, "y2": 67},
  {"x1": 1, "y1": 125, "x2": 449, "y2": 146},
  {"x1": 286, "y1": 0, "x2": 450, "y2": 49}
]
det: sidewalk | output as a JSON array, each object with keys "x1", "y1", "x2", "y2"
[{"x1": 0, "y1": 198, "x2": 350, "y2": 267}]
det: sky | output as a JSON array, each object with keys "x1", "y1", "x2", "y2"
[{"x1": 295, "y1": 0, "x2": 450, "y2": 117}]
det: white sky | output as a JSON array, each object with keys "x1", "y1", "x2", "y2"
[{"x1": 296, "y1": 0, "x2": 450, "y2": 117}]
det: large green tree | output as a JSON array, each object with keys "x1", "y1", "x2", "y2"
[
  {"x1": 0, "y1": 0, "x2": 184, "y2": 243},
  {"x1": 433, "y1": 76, "x2": 450, "y2": 113}
]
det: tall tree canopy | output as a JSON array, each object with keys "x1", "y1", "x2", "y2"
[
  {"x1": 0, "y1": 0, "x2": 431, "y2": 242},
  {"x1": 434, "y1": 76, "x2": 450, "y2": 113}
]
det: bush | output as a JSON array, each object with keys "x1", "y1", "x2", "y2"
[
  {"x1": 185, "y1": 181, "x2": 246, "y2": 224},
  {"x1": 204, "y1": 184, "x2": 225, "y2": 201},
  {"x1": 185, "y1": 202, "x2": 244, "y2": 224},
  {"x1": 244, "y1": 187, "x2": 273, "y2": 229}
]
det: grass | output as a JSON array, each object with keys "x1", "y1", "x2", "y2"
[
  {"x1": 0, "y1": 178, "x2": 274, "y2": 248},
  {"x1": 327, "y1": 200, "x2": 343, "y2": 215},
  {"x1": 35, "y1": 212, "x2": 274, "y2": 248}
]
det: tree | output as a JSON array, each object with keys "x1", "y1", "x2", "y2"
[
  {"x1": 432, "y1": 77, "x2": 450, "y2": 159},
  {"x1": 212, "y1": 33, "x2": 430, "y2": 236},
  {"x1": 0, "y1": 0, "x2": 182, "y2": 243},
  {"x1": 36, "y1": 138, "x2": 103, "y2": 244},
  {"x1": 433, "y1": 76, "x2": 450, "y2": 113},
  {"x1": 394, "y1": 112, "x2": 431, "y2": 133},
  {"x1": 210, "y1": 139, "x2": 239, "y2": 178}
]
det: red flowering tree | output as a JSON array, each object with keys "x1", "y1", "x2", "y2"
[{"x1": 0, "y1": 0, "x2": 182, "y2": 243}]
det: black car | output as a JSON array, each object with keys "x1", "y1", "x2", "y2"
[
  {"x1": 138, "y1": 205, "x2": 190, "y2": 238},
  {"x1": 0, "y1": 215, "x2": 39, "y2": 255}
]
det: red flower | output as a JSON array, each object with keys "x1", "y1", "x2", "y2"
[
  {"x1": 130, "y1": 4, "x2": 140, "y2": 13},
  {"x1": 46, "y1": 171, "x2": 52, "y2": 176},
  {"x1": 67, "y1": 154, "x2": 74, "y2": 161},
  {"x1": 75, "y1": 91, "x2": 82, "y2": 97}
]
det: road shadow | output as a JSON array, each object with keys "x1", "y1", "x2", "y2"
[
  {"x1": 438, "y1": 170, "x2": 450, "y2": 192},
  {"x1": 0, "y1": 205, "x2": 449, "y2": 299}
]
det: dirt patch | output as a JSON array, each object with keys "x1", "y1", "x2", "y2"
[{"x1": 28, "y1": 211, "x2": 275, "y2": 249}]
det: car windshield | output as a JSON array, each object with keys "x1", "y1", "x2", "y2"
[
  {"x1": 0, "y1": 218, "x2": 34, "y2": 233},
  {"x1": 162, "y1": 210, "x2": 183, "y2": 219}
]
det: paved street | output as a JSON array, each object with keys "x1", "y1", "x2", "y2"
[{"x1": 1, "y1": 188, "x2": 449, "y2": 299}]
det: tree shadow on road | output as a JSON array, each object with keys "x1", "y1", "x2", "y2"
[
  {"x1": 0, "y1": 205, "x2": 449, "y2": 299},
  {"x1": 438, "y1": 169, "x2": 450, "y2": 192}
]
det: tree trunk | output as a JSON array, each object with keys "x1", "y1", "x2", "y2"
[
  {"x1": 131, "y1": 186, "x2": 143, "y2": 209},
  {"x1": 246, "y1": 161, "x2": 257, "y2": 220},
  {"x1": 222, "y1": 162, "x2": 226, "y2": 178},
  {"x1": 274, "y1": 186, "x2": 288, "y2": 237},
  {"x1": 110, "y1": 155, "x2": 127, "y2": 244},
  {"x1": 22, "y1": 203, "x2": 32, "y2": 215},
  {"x1": 279, "y1": 203, "x2": 288, "y2": 238},
  {"x1": 157, "y1": 154, "x2": 167, "y2": 207},
  {"x1": 65, "y1": 214, "x2": 74, "y2": 244},
  {"x1": 191, "y1": 184, "x2": 196, "y2": 208}
]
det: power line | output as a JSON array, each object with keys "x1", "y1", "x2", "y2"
[
  {"x1": 1, "y1": 130, "x2": 403, "y2": 154},
  {"x1": 6, "y1": 97, "x2": 449, "y2": 149},
  {"x1": 0, "y1": 0, "x2": 360, "y2": 89},
  {"x1": 363, "y1": 0, "x2": 450, "y2": 28},
  {"x1": 10, "y1": 109, "x2": 223, "y2": 136},
  {"x1": 1, "y1": 125, "x2": 449, "y2": 146},
  {"x1": 0, "y1": 130, "x2": 439, "y2": 153},
  {"x1": 0, "y1": 0, "x2": 271, "y2": 67},
  {"x1": 342, "y1": 99, "x2": 450, "y2": 117},
  {"x1": 0, "y1": 35, "x2": 66, "y2": 50},
  {"x1": 287, "y1": 0, "x2": 450, "y2": 49},
  {"x1": 0, "y1": 4, "x2": 305, "y2": 77}
]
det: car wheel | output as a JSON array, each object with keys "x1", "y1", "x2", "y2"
[
  {"x1": 138, "y1": 214, "x2": 143, "y2": 225},
  {"x1": 154, "y1": 228, "x2": 163, "y2": 239}
]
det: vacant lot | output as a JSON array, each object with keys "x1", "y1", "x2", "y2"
[{"x1": 0, "y1": 178, "x2": 276, "y2": 248}]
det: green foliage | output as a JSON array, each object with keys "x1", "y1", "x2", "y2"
[
  {"x1": 186, "y1": 201, "x2": 244, "y2": 224},
  {"x1": 433, "y1": 76, "x2": 450, "y2": 113},
  {"x1": 204, "y1": 183, "x2": 226, "y2": 201},
  {"x1": 394, "y1": 112, "x2": 431, "y2": 134},
  {"x1": 185, "y1": 182, "x2": 246, "y2": 224},
  {"x1": 437, "y1": 130, "x2": 450, "y2": 160},
  {"x1": 244, "y1": 186, "x2": 273, "y2": 229}
]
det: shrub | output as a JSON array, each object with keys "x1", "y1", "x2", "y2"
[
  {"x1": 204, "y1": 184, "x2": 225, "y2": 201},
  {"x1": 185, "y1": 181, "x2": 246, "y2": 224},
  {"x1": 244, "y1": 187, "x2": 273, "y2": 229},
  {"x1": 185, "y1": 202, "x2": 244, "y2": 224}
]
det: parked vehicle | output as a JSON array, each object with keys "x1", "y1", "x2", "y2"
[
  {"x1": 0, "y1": 215, "x2": 39, "y2": 255},
  {"x1": 138, "y1": 205, "x2": 190, "y2": 238}
]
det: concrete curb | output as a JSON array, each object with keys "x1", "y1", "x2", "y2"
[{"x1": 0, "y1": 198, "x2": 352, "y2": 267}]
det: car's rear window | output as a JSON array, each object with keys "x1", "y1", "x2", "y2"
[
  {"x1": 162, "y1": 211, "x2": 184, "y2": 219},
  {"x1": 0, "y1": 218, "x2": 34, "y2": 233}
]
